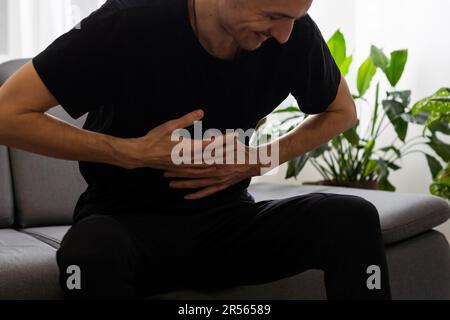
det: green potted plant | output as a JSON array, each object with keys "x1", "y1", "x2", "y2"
[{"x1": 254, "y1": 30, "x2": 450, "y2": 200}]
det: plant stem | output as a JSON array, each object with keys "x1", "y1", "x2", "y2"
[
  {"x1": 371, "y1": 82, "x2": 380, "y2": 137},
  {"x1": 374, "y1": 113, "x2": 387, "y2": 139}
]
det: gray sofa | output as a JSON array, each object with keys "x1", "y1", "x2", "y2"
[{"x1": 1, "y1": 59, "x2": 450, "y2": 300}]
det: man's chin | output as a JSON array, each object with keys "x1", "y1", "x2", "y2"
[{"x1": 240, "y1": 41, "x2": 263, "y2": 51}]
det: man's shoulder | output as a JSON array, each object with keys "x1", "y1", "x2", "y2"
[
  {"x1": 90, "y1": 0, "x2": 184, "y2": 39},
  {"x1": 105, "y1": 0, "x2": 180, "y2": 15},
  {"x1": 291, "y1": 14, "x2": 320, "y2": 43},
  {"x1": 280, "y1": 14, "x2": 323, "y2": 55}
]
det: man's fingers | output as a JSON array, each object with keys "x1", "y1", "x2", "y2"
[
  {"x1": 202, "y1": 132, "x2": 238, "y2": 147},
  {"x1": 164, "y1": 166, "x2": 217, "y2": 178},
  {"x1": 169, "y1": 178, "x2": 219, "y2": 190},
  {"x1": 169, "y1": 163, "x2": 214, "y2": 169},
  {"x1": 165, "y1": 109, "x2": 204, "y2": 134}
]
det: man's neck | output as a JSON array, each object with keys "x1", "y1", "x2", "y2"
[{"x1": 189, "y1": 0, "x2": 240, "y2": 60}]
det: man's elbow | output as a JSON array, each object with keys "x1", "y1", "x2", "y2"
[
  {"x1": 325, "y1": 100, "x2": 358, "y2": 130},
  {"x1": 348, "y1": 100, "x2": 358, "y2": 128}
]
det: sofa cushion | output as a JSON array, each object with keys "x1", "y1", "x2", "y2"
[
  {"x1": 0, "y1": 146, "x2": 14, "y2": 228},
  {"x1": 0, "y1": 229, "x2": 62, "y2": 299},
  {"x1": 20, "y1": 226, "x2": 70, "y2": 249},
  {"x1": 386, "y1": 230, "x2": 450, "y2": 299},
  {"x1": 0, "y1": 59, "x2": 29, "y2": 85},
  {"x1": 248, "y1": 182, "x2": 450, "y2": 245},
  {"x1": 10, "y1": 132, "x2": 87, "y2": 228}
]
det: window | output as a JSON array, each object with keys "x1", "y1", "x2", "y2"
[{"x1": 0, "y1": 0, "x2": 106, "y2": 62}]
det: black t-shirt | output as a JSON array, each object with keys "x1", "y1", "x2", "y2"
[{"x1": 32, "y1": 0, "x2": 341, "y2": 221}]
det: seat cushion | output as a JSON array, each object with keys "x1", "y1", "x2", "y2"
[
  {"x1": 0, "y1": 229, "x2": 62, "y2": 299},
  {"x1": 0, "y1": 146, "x2": 14, "y2": 228},
  {"x1": 248, "y1": 182, "x2": 450, "y2": 245},
  {"x1": 10, "y1": 144, "x2": 87, "y2": 228},
  {"x1": 20, "y1": 226, "x2": 70, "y2": 249}
]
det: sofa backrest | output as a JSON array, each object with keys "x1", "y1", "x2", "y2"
[
  {"x1": 1, "y1": 59, "x2": 87, "y2": 228},
  {"x1": 0, "y1": 146, "x2": 14, "y2": 228}
]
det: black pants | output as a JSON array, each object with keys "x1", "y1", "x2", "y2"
[{"x1": 56, "y1": 192, "x2": 392, "y2": 300}]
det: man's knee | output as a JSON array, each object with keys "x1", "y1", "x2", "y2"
[
  {"x1": 315, "y1": 194, "x2": 383, "y2": 242},
  {"x1": 335, "y1": 195, "x2": 380, "y2": 225}
]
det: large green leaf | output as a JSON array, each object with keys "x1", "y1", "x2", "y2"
[
  {"x1": 364, "y1": 160, "x2": 378, "y2": 176},
  {"x1": 412, "y1": 88, "x2": 450, "y2": 116},
  {"x1": 376, "y1": 159, "x2": 396, "y2": 191},
  {"x1": 401, "y1": 110, "x2": 429, "y2": 125},
  {"x1": 430, "y1": 164, "x2": 450, "y2": 200},
  {"x1": 385, "y1": 50, "x2": 408, "y2": 87},
  {"x1": 340, "y1": 56, "x2": 353, "y2": 77},
  {"x1": 429, "y1": 121, "x2": 450, "y2": 135},
  {"x1": 327, "y1": 30, "x2": 353, "y2": 76},
  {"x1": 378, "y1": 175, "x2": 396, "y2": 192},
  {"x1": 357, "y1": 57, "x2": 377, "y2": 97},
  {"x1": 425, "y1": 154, "x2": 444, "y2": 179},
  {"x1": 382, "y1": 99, "x2": 409, "y2": 142},
  {"x1": 343, "y1": 126, "x2": 360, "y2": 146},
  {"x1": 427, "y1": 135, "x2": 450, "y2": 162},
  {"x1": 370, "y1": 45, "x2": 389, "y2": 70},
  {"x1": 388, "y1": 90, "x2": 411, "y2": 107},
  {"x1": 327, "y1": 30, "x2": 346, "y2": 66},
  {"x1": 363, "y1": 139, "x2": 376, "y2": 158},
  {"x1": 370, "y1": 46, "x2": 408, "y2": 87}
]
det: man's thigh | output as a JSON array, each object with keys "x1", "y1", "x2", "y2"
[{"x1": 176, "y1": 192, "x2": 344, "y2": 289}]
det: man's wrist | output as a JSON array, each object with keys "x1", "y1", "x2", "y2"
[{"x1": 106, "y1": 136, "x2": 143, "y2": 170}]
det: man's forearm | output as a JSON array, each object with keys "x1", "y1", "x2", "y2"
[
  {"x1": 275, "y1": 110, "x2": 356, "y2": 166},
  {"x1": 0, "y1": 111, "x2": 136, "y2": 169}
]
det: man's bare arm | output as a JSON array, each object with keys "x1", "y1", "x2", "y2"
[
  {"x1": 0, "y1": 61, "x2": 209, "y2": 171},
  {"x1": 277, "y1": 76, "x2": 357, "y2": 165}
]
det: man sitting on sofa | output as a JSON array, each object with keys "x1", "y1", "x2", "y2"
[{"x1": 0, "y1": 0, "x2": 391, "y2": 300}]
